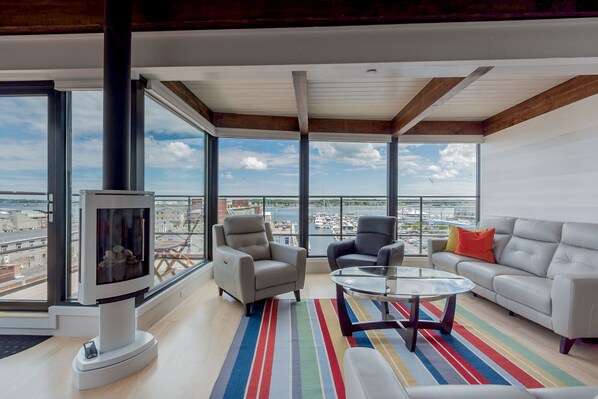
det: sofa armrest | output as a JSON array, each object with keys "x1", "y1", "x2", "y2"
[
  {"x1": 427, "y1": 238, "x2": 448, "y2": 268},
  {"x1": 213, "y1": 245, "x2": 255, "y2": 304},
  {"x1": 377, "y1": 241, "x2": 405, "y2": 266},
  {"x1": 344, "y1": 348, "x2": 409, "y2": 399},
  {"x1": 327, "y1": 239, "x2": 356, "y2": 271},
  {"x1": 552, "y1": 274, "x2": 598, "y2": 339},
  {"x1": 270, "y1": 242, "x2": 307, "y2": 289}
]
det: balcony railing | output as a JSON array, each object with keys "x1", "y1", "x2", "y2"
[
  {"x1": 218, "y1": 195, "x2": 477, "y2": 256},
  {"x1": 1, "y1": 191, "x2": 476, "y2": 299}
]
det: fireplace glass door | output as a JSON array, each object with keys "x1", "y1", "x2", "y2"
[{"x1": 96, "y1": 208, "x2": 150, "y2": 285}]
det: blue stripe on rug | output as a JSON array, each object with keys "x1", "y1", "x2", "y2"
[{"x1": 221, "y1": 301, "x2": 265, "y2": 399}]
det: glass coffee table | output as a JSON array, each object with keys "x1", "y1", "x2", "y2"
[{"x1": 330, "y1": 266, "x2": 474, "y2": 351}]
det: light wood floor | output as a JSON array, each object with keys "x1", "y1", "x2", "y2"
[{"x1": 2, "y1": 274, "x2": 598, "y2": 398}]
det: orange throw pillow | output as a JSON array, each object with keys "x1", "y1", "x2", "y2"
[{"x1": 454, "y1": 227, "x2": 496, "y2": 263}]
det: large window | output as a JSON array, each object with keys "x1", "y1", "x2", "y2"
[
  {"x1": 145, "y1": 96, "x2": 206, "y2": 286},
  {"x1": 218, "y1": 137, "x2": 299, "y2": 245},
  {"x1": 398, "y1": 143, "x2": 478, "y2": 255},
  {"x1": 0, "y1": 95, "x2": 49, "y2": 302},
  {"x1": 309, "y1": 141, "x2": 387, "y2": 256}
]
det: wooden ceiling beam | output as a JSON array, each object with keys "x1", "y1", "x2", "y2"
[
  {"x1": 292, "y1": 71, "x2": 309, "y2": 135},
  {"x1": 161, "y1": 81, "x2": 214, "y2": 124},
  {"x1": 482, "y1": 75, "x2": 598, "y2": 136},
  {"x1": 310, "y1": 118, "x2": 390, "y2": 134},
  {"x1": 391, "y1": 66, "x2": 492, "y2": 136},
  {"x1": 2, "y1": 1, "x2": 598, "y2": 35},
  {"x1": 214, "y1": 112, "x2": 391, "y2": 134},
  {"x1": 404, "y1": 121, "x2": 482, "y2": 135},
  {"x1": 214, "y1": 113, "x2": 300, "y2": 132}
]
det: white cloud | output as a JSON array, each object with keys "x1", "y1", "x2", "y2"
[
  {"x1": 282, "y1": 145, "x2": 297, "y2": 154},
  {"x1": 219, "y1": 147, "x2": 298, "y2": 170},
  {"x1": 428, "y1": 144, "x2": 476, "y2": 180},
  {"x1": 224, "y1": 171, "x2": 234, "y2": 179},
  {"x1": 311, "y1": 142, "x2": 383, "y2": 168},
  {"x1": 0, "y1": 139, "x2": 47, "y2": 171},
  {"x1": 240, "y1": 156, "x2": 267, "y2": 170},
  {"x1": 0, "y1": 97, "x2": 48, "y2": 137},
  {"x1": 145, "y1": 137, "x2": 200, "y2": 169}
]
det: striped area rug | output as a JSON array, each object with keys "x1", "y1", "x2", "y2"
[{"x1": 210, "y1": 298, "x2": 583, "y2": 399}]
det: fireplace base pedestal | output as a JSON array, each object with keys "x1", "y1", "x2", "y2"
[
  {"x1": 72, "y1": 298, "x2": 158, "y2": 390},
  {"x1": 72, "y1": 330, "x2": 158, "y2": 390}
]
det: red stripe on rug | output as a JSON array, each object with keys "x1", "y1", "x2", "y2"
[
  {"x1": 390, "y1": 302, "x2": 487, "y2": 384},
  {"x1": 421, "y1": 302, "x2": 543, "y2": 388},
  {"x1": 422, "y1": 328, "x2": 488, "y2": 384},
  {"x1": 258, "y1": 300, "x2": 278, "y2": 399},
  {"x1": 331, "y1": 298, "x2": 359, "y2": 347},
  {"x1": 246, "y1": 300, "x2": 273, "y2": 399},
  {"x1": 315, "y1": 299, "x2": 346, "y2": 399}
]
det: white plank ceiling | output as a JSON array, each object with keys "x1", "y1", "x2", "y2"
[{"x1": 182, "y1": 66, "x2": 579, "y2": 122}]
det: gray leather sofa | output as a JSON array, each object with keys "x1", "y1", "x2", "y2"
[
  {"x1": 344, "y1": 347, "x2": 598, "y2": 399},
  {"x1": 327, "y1": 215, "x2": 405, "y2": 270},
  {"x1": 428, "y1": 216, "x2": 598, "y2": 353},
  {"x1": 213, "y1": 215, "x2": 307, "y2": 316}
]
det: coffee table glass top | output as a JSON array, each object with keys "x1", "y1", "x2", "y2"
[{"x1": 330, "y1": 266, "x2": 474, "y2": 300}]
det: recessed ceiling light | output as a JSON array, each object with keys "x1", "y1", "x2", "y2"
[{"x1": 366, "y1": 68, "x2": 378, "y2": 76}]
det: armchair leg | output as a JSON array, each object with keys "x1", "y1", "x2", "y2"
[
  {"x1": 294, "y1": 290, "x2": 301, "y2": 302},
  {"x1": 218, "y1": 287, "x2": 223, "y2": 296},
  {"x1": 244, "y1": 303, "x2": 252, "y2": 317},
  {"x1": 560, "y1": 337, "x2": 576, "y2": 354}
]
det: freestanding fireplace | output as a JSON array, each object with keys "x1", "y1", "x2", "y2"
[
  {"x1": 78, "y1": 190, "x2": 154, "y2": 305},
  {"x1": 73, "y1": 190, "x2": 157, "y2": 390}
]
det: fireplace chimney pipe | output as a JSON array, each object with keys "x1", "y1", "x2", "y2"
[{"x1": 103, "y1": 0, "x2": 132, "y2": 191}]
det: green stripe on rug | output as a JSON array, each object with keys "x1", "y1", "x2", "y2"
[
  {"x1": 455, "y1": 305, "x2": 583, "y2": 386},
  {"x1": 296, "y1": 301, "x2": 323, "y2": 398}
]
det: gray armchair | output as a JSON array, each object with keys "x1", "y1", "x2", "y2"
[
  {"x1": 327, "y1": 216, "x2": 405, "y2": 270},
  {"x1": 213, "y1": 215, "x2": 307, "y2": 316}
]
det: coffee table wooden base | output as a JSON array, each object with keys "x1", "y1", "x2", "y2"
[{"x1": 336, "y1": 284, "x2": 456, "y2": 352}]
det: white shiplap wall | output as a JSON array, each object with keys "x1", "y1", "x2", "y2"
[{"x1": 481, "y1": 95, "x2": 598, "y2": 223}]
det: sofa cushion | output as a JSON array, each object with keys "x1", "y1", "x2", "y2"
[
  {"x1": 224, "y1": 215, "x2": 271, "y2": 261},
  {"x1": 479, "y1": 215, "x2": 517, "y2": 235},
  {"x1": 547, "y1": 222, "x2": 598, "y2": 279},
  {"x1": 499, "y1": 219, "x2": 562, "y2": 277},
  {"x1": 455, "y1": 227, "x2": 496, "y2": 263},
  {"x1": 431, "y1": 252, "x2": 478, "y2": 274},
  {"x1": 478, "y1": 216, "x2": 516, "y2": 263},
  {"x1": 445, "y1": 225, "x2": 485, "y2": 253},
  {"x1": 253, "y1": 260, "x2": 297, "y2": 290},
  {"x1": 337, "y1": 253, "x2": 378, "y2": 268},
  {"x1": 493, "y1": 275, "x2": 552, "y2": 315},
  {"x1": 457, "y1": 261, "x2": 533, "y2": 290}
]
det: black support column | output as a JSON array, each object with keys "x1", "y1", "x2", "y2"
[
  {"x1": 299, "y1": 135, "x2": 309, "y2": 251},
  {"x1": 206, "y1": 134, "x2": 219, "y2": 260},
  {"x1": 387, "y1": 136, "x2": 398, "y2": 217},
  {"x1": 103, "y1": 0, "x2": 132, "y2": 190},
  {"x1": 130, "y1": 79, "x2": 146, "y2": 191}
]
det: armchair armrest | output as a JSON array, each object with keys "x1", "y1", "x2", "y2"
[
  {"x1": 377, "y1": 241, "x2": 405, "y2": 266},
  {"x1": 552, "y1": 274, "x2": 598, "y2": 339},
  {"x1": 270, "y1": 242, "x2": 307, "y2": 289},
  {"x1": 213, "y1": 245, "x2": 255, "y2": 304},
  {"x1": 427, "y1": 238, "x2": 448, "y2": 268},
  {"x1": 327, "y1": 239, "x2": 356, "y2": 271}
]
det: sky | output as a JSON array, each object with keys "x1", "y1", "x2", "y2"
[{"x1": 1, "y1": 91, "x2": 477, "y2": 198}]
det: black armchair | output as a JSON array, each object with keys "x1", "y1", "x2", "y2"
[{"x1": 327, "y1": 216, "x2": 405, "y2": 270}]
